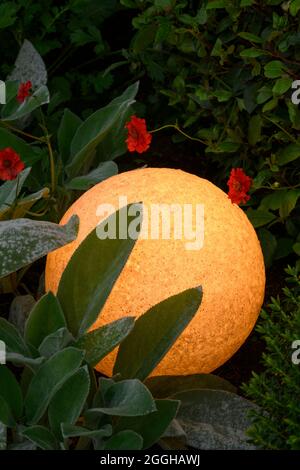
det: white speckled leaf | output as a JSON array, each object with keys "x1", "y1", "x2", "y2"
[
  {"x1": 173, "y1": 389, "x2": 258, "y2": 450},
  {"x1": 0, "y1": 423, "x2": 6, "y2": 450},
  {"x1": 0, "y1": 215, "x2": 79, "y2": 278},
  {"x1": 8, "y1": 39, "x2": 47, "y2": 88}
]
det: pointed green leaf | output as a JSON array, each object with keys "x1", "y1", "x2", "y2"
[
  {"x1": 277, "y1": 144, "x2": 300, "y2": 166},
  {"x1": 104, "y1": 430, "x2": 143, "y2": 450},
  {"x1": 0, "y1": 396, "x2": 16, "y2": 427},
  {"x1": 48, "y1": 367, "x2": 90, "y2": 439},
  {"x1": 58, "y1": 108, "x2": 82, "y2": 163},
  {"x1": 1, "y1": 85, "x2": 50, "y2": 121},
  {"x1": 114, "y1": 287, "x2": 203, "y2": 381},
  {"x1": 21, "y1": 425, "x2": 58, "y2": 450},
  {"x1": 75, "y1": 317, "x2": 135, "y2": 367},
  {"x1": 65, "y1": 161, "x2": 118, "y2": 191},
  {"x1": 66, "y1": 83, "x2": 138, "y2": 177},
  {"x1": 38, "y1": 328, "x2": 73, "y2": 358},
  {"x1": 0, "y1": 365, "x2": 23, "y2": 419},
  {"x1": 0, "y1": 167, "x2": 31, "y2": 214},
  {"x1": 57, "y1": 204, "x2": 141, "y2": 337},
  {"x1": 0, "y1": 317, "x2": 30, "y2": 355},
  {"x1": 246, "y1": 208, "x2": 276, "y2": 228},
  {"x1": 25, "y1": 347, "x2": 84, "y2": 424},
  {"x1": 145, "y1": 374, "x2": 237, "y2": 398},
  {"x1": 115, "y1": 399, "x2": 179, "y2": 449},
  {"x1": 86, "y1": 379, "x2": 156, "y2": 417},
  {"x1": 61, "y1": 423, "x2": 112, "y2": 439},
  {"x1": 25, "y1": 292, "x2": 66, "y2": 348}
]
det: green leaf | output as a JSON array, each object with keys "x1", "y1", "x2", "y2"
[
  {"x1": 24, "y1": 347, "x2": 84, "y2": 424},
  {"x1": 290, "y1": 0, "x2": 300, "y2": 16},
  {"x1": 86, "y1": 379, "x2": 156, "y2": 417},
  {"x1": 262, "y1": 97, "x2": 278, "y2": 112},
  {"x1": 57, "y1": 204, "x2": 140, "y2": 337},
  {"x1": 246, "y1": 208, "x2": 276, "y2": 228},
  {"x1": 75, "y1": 317, "x2": 135, "y2": 367},
  {"x1": 48, "y1": 367, "x2": 90, "y2": 440},
  {"x1": 239, "y1": 32, "x2": 263, "y2": 44},
  {"x1": 66, "y1": 83, "x2": 138, "y2": 178},
  {"x1": 206, "y1": 0, "x2": 226, "y2": 9},
  {"x1": 1, "y1": 85, "x2": 50, "y2": 121},
  {"x1": 274, "y1": 237, "x2": 294, "y2": 260},
  {"x1": 240, "y1": 48, "x2": 265, "y2": 58},
  {"x1": 145, "y1": 374, "x2": 237, "y2": 398},
  {"x1": 0, "y1": 366, "x2": 23, "y2": 419},
  {"x1": 61, "y1": 423, "x2": 112, "y2": 439},
  {"x1": 213, "y1": 90, "x2": 232, "y2": 102},
  {"x1": 173, "y1": 389, "x2": 257, "y2": 450},
  {"x1": 95, "y1": 83, "x2": 139, "y2": 162},
  {"x1": 272, "y1": 77, "x2": 292, "y2": 95},
  {"x1": 104, "y1": 430, "x2": 143, "y2": 450},
  {"x1": 257, "y1": 86, "x2": 272, "y2": 104},
  {"x1": 0, "y1": 317, "x2": 29, "y2": 355},
  {"x1": 24, "y1": 292, "x2": 66, "y2": 349},
  {"x1": 5, "y1": 353, "x2": 43, "y2": 370},
  {"x1": 21, "y1": 426, "x2": 58, "y2": 450},
  {"x1": 279, "y1": 190, "x2": 300, "y2": 218},
  {"x1": 277, "y1": 144, "x2": 300, "y2": 165},
  {"x1": 0, "y1": 129, "x2": 39, "y2": 167},
  {"x1": 293, "y1": 242, "x2": 300, "y2": 256},
  {"x1": 258, "y1": 228, "x2": 277, "y2": 268},
  {"x1": 248, "y1": 115, "x2": 262, "y2": 145},
  {"x1": 0, "y1": 215, "x2": 79, "y2": 279},
  {"x1": 58, "y1": 109, "x2": 82, "y2": 163},
  {"x1": 264, "y1": 61, "x2": 286, "y2": 79},
  {"x1": 114, "y1": 287, "x2": 203, "y2": 381},
  {"x1": 65, "y1": 161, "x2": 118, "y2": 191},
  {"x1": 115, "y1": 399, "x2": 180, "y2": 449},
  {"x1": 0, "y1": 2, "x2": 18, "y2": 29},
  {"x1": 0, "y1": 167, "x2": 31, "y2": 214},
  {"x1": 38, "y1": 327, "x2": 73, "y2": 358},
  {"x1": 260, "y1": 190, "x2": 288, "y2": 211},
  {"x1": 11, "y1": 187, "x2": 50, "y2": 219},
  {"x1": 0, "y1": 395, "x2": 16, "y2": 427}
]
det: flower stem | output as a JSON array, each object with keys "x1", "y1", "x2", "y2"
[
  {"x1": 0, "y1": 121, "x2": 45, "y2": 142},
  {"x1": 39, "y1": 108, "x2": 56, "y2": 194},
  {"x1": 150, "y1": 123, "x2": 206, "y2": 145}
]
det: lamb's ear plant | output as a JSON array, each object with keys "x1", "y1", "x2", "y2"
[{"x1": 0, "y1": 205, "x2": 257, "y2": 450}]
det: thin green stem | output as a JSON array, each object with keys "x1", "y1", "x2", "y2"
[
  {"x1": 262, "y1": 115, "x2": 297, "y2": 143},
  {"x1": 39, "y1": 108, "x2": 56, "y2": 194},
  {"x1": 150, "y1": 123, "x2": 206, "y2": 145},
  {"x1": 0, "y1": 121, "x2": 45, "y2": 142}
]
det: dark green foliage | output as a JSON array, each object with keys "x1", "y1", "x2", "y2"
[
  {"x1": 122, "y1": 0, "x2": 300, "y2": 267},
  {"x1": 244, "y1": 266, "x2": 300, "y2": 449}
]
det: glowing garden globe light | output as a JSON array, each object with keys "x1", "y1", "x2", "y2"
[{"x1": 46, "y1": 168, "x2": 265, "y2": 376}]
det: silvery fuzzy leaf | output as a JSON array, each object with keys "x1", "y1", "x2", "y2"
[
  {"x1": 8, "y1": 39, "x2": 47, "y2": 88},
  {"x1": 173, "y1": 389, "x2": 259, "y2": 450},
  {"x1": 8, "y1": 295, "x2": 36, "y2": 335},
  {"x1": 0, "y1": 215, "x2": 79, "y2": 279}
]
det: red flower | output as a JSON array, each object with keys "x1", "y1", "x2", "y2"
[
  {"x1": 227, "y1": 168, "x2": 252, "y2": 205},
  {"x1": 0, "y1": 147, "x2": 25, "y2": 181},
  {"x1": 17, "y1": 81, "x2": 32, "y2": 103},
  {"x1": 125, "y1": 115, "x2": 152, "y2": 153}
]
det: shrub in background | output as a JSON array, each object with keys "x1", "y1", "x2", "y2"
[
  {"x1": 244, "y1": 265, "x2": 300, "y2": 449},
  {"x1": 122, "y1": 0, "x2": 300, "y2": 267}
]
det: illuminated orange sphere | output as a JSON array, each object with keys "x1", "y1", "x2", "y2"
[{"x1": 45, "y1": 168, "x2": 265, "y2": 376}]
